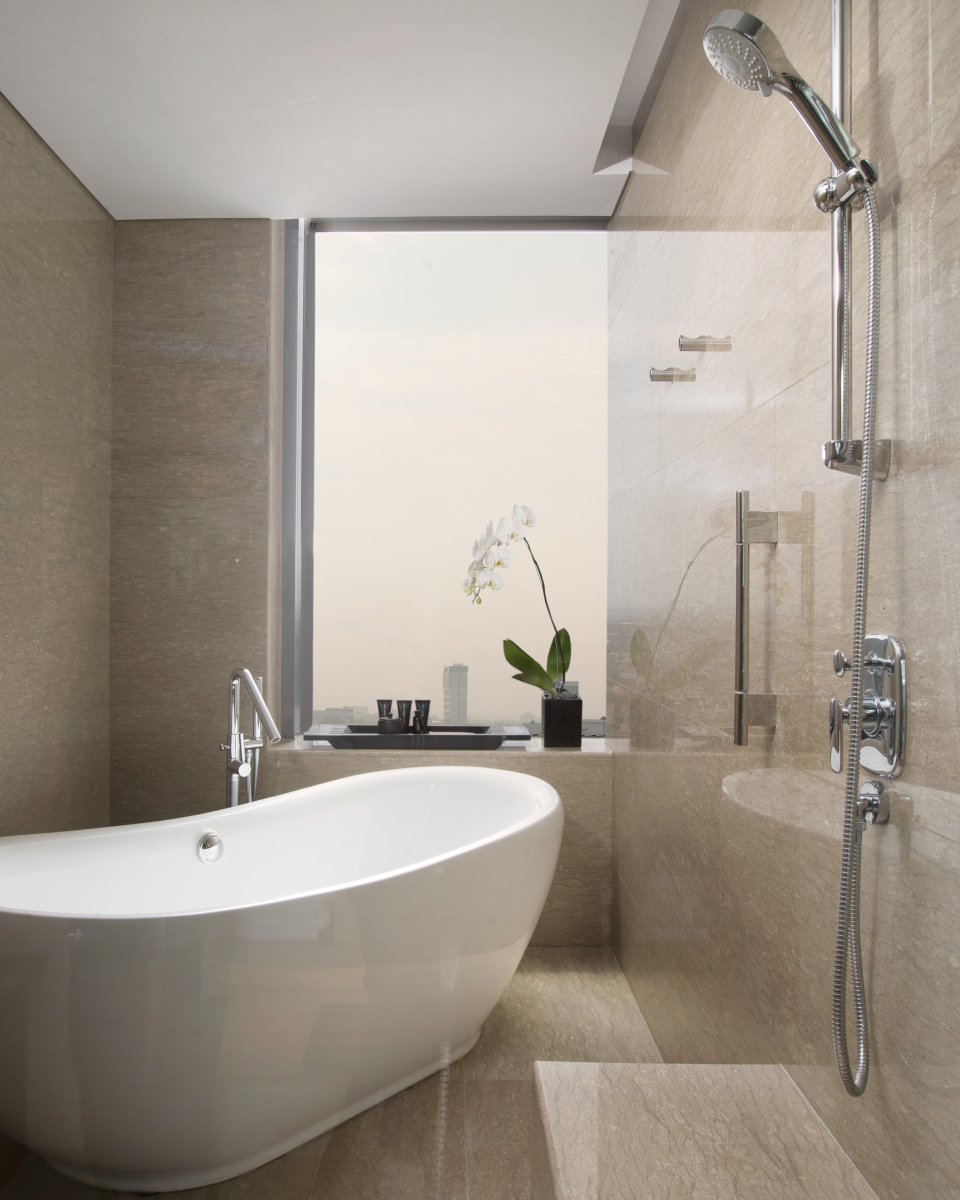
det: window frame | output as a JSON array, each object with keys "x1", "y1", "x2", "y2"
[{"x1": 279, "y1": 215, "x2": 609, "y2": 737}]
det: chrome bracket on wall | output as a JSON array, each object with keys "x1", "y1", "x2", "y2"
[
  {"x1": 830, "y1": 633, "x2": 906, "y2": 776},
  {"x1": 733, "y1": 491, "x2": 809, "y2": 745},
  {"x1": 823, "y1": 438, "x2": 890, "y2": 479}
]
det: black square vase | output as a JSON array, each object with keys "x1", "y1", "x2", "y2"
[{"x1": 541, "y1": 695, "x2": 583, "y2": 748}]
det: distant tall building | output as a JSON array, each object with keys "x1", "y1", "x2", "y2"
[{"x1": 443, "y1": 663, "x2": 468, "y2": 725}]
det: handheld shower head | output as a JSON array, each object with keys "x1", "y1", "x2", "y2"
[{"x1": 704, "y1": 9, "x2": 861, "y2": 173}]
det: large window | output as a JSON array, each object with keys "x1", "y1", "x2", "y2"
[{"x1": 313, "y1": 230, "x2": 606, "y2": 728}]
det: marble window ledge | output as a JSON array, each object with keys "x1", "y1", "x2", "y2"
[{"x1": 287, "y1": 737, "x2": 612, "y2": 755}]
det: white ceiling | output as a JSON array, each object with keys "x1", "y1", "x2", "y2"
[{"x1": 0, "y1": 0, "x2": 654, "y2": 220}]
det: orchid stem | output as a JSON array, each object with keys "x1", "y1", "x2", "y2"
[{"x1": 523, "y1": 537, "x2": 566, "y2": 690}]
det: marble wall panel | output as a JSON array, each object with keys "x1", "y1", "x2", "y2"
[
  {"x1": 257, "y1": 745, "x2": 613, "y2": 947},
  {"x1": 608, "y1": 0, "x2": 960, "y2": 1195},
  {"x1": 110, "y1": 220, "x2": 282, "y2": 825},
  {"x1": 0, "y1": 92, "x2": 112, "y2": 839}
]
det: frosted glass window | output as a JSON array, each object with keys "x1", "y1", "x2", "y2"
[{"x1": 313, "y1": 231, "x2": 606, "y2": 727}]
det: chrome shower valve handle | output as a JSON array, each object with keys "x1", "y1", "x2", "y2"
[
  {"x1": 829, "y1": 696, "x2": 849, "y2": 771},
  {"x1": 829, "y1": 695, "x2": 896, "y2": 772},
  {"x1": 828, "y1": 635, "x2": 906, "y2": 776}
]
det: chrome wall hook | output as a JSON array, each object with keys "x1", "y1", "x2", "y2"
[
  {"x1": 650, "y1": 366, "x2": 696, "y2": 382},
  {"x1": 678, "y1": 334, "x2": 732, "y2": 352}
]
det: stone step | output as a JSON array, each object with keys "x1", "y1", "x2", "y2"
[{"x1": 532, "y1": 1062, "x2": 878, "y2": 1199}]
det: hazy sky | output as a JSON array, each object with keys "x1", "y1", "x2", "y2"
[{"x1": 313, "y1": 231, "x2": 607, "y2": 722}]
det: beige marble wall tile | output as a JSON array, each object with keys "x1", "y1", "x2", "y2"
[
  {"x1": 612, "y1": 869, "x2": 724, "y2": 1065},
  {"x1": 258, "y1": 746, "x2": 613, "y2": 946},
  {"x1": 0, "y1": 93, "x2": 112, "y2": 836},
  {"x1": 110, "y1": 219, "x2": 281, "y2": 825},
  {"x1": 608, "y1": 1, "x2": 960, "y2": 1193}
]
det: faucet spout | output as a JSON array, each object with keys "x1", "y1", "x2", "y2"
[
  {"x1": 225, "y1": 669, "x2": 281, "y2": 807},
  {"x1": 232, "y1": 669, "x2": 282, "y2": 743}
]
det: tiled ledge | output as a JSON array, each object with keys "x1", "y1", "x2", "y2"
[
  {"x1": 532, "y1": 1062, "x2": 878, "y2": 1200},
  {"x1": 288, "y1": 736, "x2": 612, "y2": 754},
  {"x1": 257, "y1": 741, "x2": 613, "y2": 947}
]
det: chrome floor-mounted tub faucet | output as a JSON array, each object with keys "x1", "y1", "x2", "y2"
[{"x1": 222, "y1": 668, "x2": 281, "y2": 806}]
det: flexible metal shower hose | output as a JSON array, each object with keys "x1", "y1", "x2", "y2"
[{"x1": 832, "y1": 183, "x2": 880, "y2": 1097}]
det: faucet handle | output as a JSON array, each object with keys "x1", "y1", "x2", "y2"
[
  {"x1": 833, "y1": 649, "x2": 852, "y2": 677},
  {"x1": 829, "y1": 697, "x2": 850, "y2": 772}
]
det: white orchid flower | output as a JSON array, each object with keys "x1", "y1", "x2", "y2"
[
  {"x1": 472, "y1": 520, "x2": 496, "y2": 559},
  {"x1": 475, "y1": 568, "x2": 504, "y2": 592},
  {"x1": 471, "y1": 548, "x2": 493, "y2": 573},
  {"x1": 512, "y1": 504, "x2": 536, "y2": 529},
  {"x1": 463, "y1": 576, "x2": 478, "y2": 596},
  {"x1": 496, "y1": 517, "x2": 524, "y2": 545},
  {"x1": 488, "y1": 544, "x2": 512, "y2": 570}
]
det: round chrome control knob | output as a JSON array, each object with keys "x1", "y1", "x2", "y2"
[{"x1": 197, "y1": 833, "x2": 223, "y2": 863}]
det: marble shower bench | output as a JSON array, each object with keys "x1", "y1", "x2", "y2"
[{"x1": 532, "y1": 1062, "x2": 878, "y2": 1199}]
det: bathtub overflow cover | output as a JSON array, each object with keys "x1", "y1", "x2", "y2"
[{"x1": 197, "y1": 833, "x2": 223, "y2": 863}]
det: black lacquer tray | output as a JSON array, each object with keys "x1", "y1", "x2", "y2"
[{"x1": 303, "y1": 724, "x2": 532, "y2": 750}]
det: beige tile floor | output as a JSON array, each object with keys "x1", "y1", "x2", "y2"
[{"x1": 0, "y1": 947, "x2": 660, "y2": 1200}]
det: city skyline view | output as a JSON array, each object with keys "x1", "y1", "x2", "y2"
[{"x1": 313, "y1": 231, "x2": 607, "y2": 723}]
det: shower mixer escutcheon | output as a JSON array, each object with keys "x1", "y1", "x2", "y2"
[{"x1": 829, "y1": 634, "x2": 906, "y2": 776}]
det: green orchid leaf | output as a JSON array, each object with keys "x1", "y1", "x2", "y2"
[
  {"x1": 503, "y1": 640, "x2": 557, "y2": 694},
  {"x1": 511, "y1": 671, "x2": 558, "y2": 693},
  {"x1": 546, "y1": 628, "x2": 571, "y2": 684},
  {"x1": 503, "y1": 638, "x2": 543, "y2": 674}
]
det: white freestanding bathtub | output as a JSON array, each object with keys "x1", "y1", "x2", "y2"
[{"x1": 0, "y1": 765, "x2": 562, "y2": 1192}]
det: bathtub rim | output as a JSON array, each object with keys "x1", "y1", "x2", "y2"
[{"x1": 0, "y1": 764, "x2": 563, "y2": 923}]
